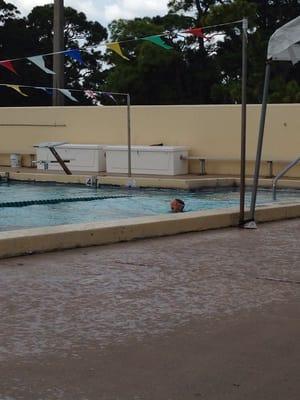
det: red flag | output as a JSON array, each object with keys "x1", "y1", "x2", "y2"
[
  {"x1": 0, "y1": 60, "x2": 17, "y2": 74},
  {"x1": 184, "y1": 28, "x2": 208, "y2": 39}
]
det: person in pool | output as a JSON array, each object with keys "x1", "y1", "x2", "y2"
[{"x1": 170, "y1": 198, "x2": 185, "y2": 213}]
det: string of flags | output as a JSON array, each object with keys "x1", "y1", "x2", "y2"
[
  {"x1": 0, "y1": 49, "x2": 84, "y2": 76},
  {"x1": 0, "y1": 83, "x2": 127, "y2": 104},
  {"x1": 0, "y1": 23, "x2": 234, "y2": 75},
  {"x1": 0, "y1": 20, "x2": 243, "y2": 103}
]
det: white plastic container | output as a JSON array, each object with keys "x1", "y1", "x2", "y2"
[
  {"x1": 105, "y1": 145, "x2": 188, "y2": 175},
  {"x1": 36, "y1": 144, "x2": 106, "y2": 172},
  {"x1": 10, "y1": 153, "x2": 21, "y2": 168}
]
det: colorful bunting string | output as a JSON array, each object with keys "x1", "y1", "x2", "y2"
[
  {"x1": 0, "y1": 48, "x2": 86, "y2": 77},
  {"x1": 4, "y1": 84, "x2": 28, "y2": 97},
  {"x1": 0, "y1": 20, "x2": 243, "y2": 73},
  {"x1": 106, "y1": 92, "x2": 117, "y2": 103},
  {"x1": 0, "y1": 83, "x2": 128, "y2": 104},
  {"x1": 0, "y1": 60, "x2": 17, "y2": 74},
  {"x1": 0, "y1": 20, "x2": 244, "y2": 106},
  {"x1": 64, "y1": 49, "x2": 84, "y2": 64},
  {"x1": 59, "y1": 89, "x2": 79, "y2": 102},
  {"x1": 184, "y1": 28, "x2": 207, "y2": 38},
  {"x1": 38, "y1": 87, "x2": 54, "y2": 96},
  {"x1": 106, "y1": 42, "x2": 129, "y2": 60},
  {"x1": 142, "y1": 35, "x2": 173, "y2": 50},
  {"x1": 28, "y1": 55, "x2": 55, "y2": 75}
]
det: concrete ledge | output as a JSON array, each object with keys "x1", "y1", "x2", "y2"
[
  {"x1": 0, "y1": 203, "x2": 300, "y2": 259},
  {"x1": 4, "y1": 170, "x2": 300, "y2": 190},
  {"x1": 244, "y1": 178, "x2": 300, "y2": 190},
  {"x1": 5, "y1": 171, "x2": 238, "y2": 190},
  {"x1": 7, "y1": 172, "x2": 88, "y2": 185}
]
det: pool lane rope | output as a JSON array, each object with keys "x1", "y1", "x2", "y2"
[{"x1": 0, "y1": 195, "x2": 132, "y2": 208}]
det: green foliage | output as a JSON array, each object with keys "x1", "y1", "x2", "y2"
[
  {"x1": 0, "y1": 0, "x2": 19, "y2": 22},
  {"x1": 205, "y1": 0, "x2": 300, "y2": 103},
  {"x1": 104, "y1": 12, "x2": 220, "y2": 104},
  {"x1": 26, "y1": 4, "x2": 108, "y2": 99},
  {"x1": 1, "y1": 0, "x2": 300, "y2": 106},
  {"x1": 0, "y1": 1, "x2": 107, "y2": 106}
]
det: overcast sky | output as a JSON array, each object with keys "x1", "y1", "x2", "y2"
[{"x1": 11, "y1": 0, "x2": 169, "y2": 25}]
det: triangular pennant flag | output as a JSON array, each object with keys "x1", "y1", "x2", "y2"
[
  {"x1": 106, "y1": 42, "x2": 129, "y2": 60},
  {"x1": 184, "y1": 27, "x2": 208, "y2": 38},
  {"x1": 84, "y1": 90, "x2": 98, "y2": 100},
  {"x1": 65, "y1": 49, "x2": 84, "y2": 64},
  {"x1": 36, "y1": 87, "x2": 54, "y2": 96},
  {"x1": 5, "y1": 84, "x2": 28, "y2": 97},
  {"x1": 0, "y1": 60, "x2": 17, "y2": 74},
  {"x1": 105, "y1": 92, "x2": 117, "y2": 103},
  {"x1": 142, "y1": 35, "x2": 173, "y2": 50},
  {"x1": 27, "y1": 55, "x2": 55, "y2": 75},
  {"x1": 58, "y1": 89, "x2": 79, "y2": 102}
]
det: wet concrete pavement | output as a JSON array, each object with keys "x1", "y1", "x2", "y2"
[{"x1": 0, "y1": 219, "x2": 299, "y2": 399}]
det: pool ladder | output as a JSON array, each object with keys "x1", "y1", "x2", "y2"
[{"x1": 272, "y1": 156, "x2": 300, "y2": 200}]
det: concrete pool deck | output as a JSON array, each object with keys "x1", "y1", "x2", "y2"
[{"x1": 0, "y1": 219, "x2": 299, "y2": 399}]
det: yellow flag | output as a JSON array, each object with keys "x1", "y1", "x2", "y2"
[
  {"x1": 6, "y1": 84, "x2": 28, "y2": 97},
  {"x1": 106, "y1": 42, "x2": 129, "y2": 61}
]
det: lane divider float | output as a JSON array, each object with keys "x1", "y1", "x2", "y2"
[{"x1": 0, "y1": 195, "x2": 132, "y2": 208}]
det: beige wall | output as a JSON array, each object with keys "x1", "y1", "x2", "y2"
[{"x1": 0, "y1": 104, "x2": 300, "y2": 175}]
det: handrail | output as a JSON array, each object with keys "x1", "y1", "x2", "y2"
[{"x1": 272, "y1": 156, "x2": 300, "y2": 200}]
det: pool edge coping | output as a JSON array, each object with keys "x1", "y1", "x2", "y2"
[
  {"x1": 0, "y1": 202, "x2": 299, "y2": 259},
  {"x1": 3, "y1": 170, "x2": 300, "y2": 190}
]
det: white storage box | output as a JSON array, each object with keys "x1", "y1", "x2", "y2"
[
  {"x1": 105, "y1": 145, "x2": 188, "y2": 175},
  {"x1": 36, "y1": 144, "x2": 106, "y2": 172}
]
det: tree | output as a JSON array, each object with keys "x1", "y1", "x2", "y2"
[
  {"x1": 204, "y1": 0, "x2": 300, "y2": 103},
  {"x1": 1, "y1": 0, "x2": 300, "y2": 106},
  {"x1": 0, "y1": 0, "x2": 19, "y2": 21},
  {"x1": 104, "y1": 8, "x2": 222, "y2": 105},
  {"x1": 105, "y1": 17, "x2": 187, "y2": 105},
  {"x1": 0, "y1": 2, "x2": 108, "y2": 106}
]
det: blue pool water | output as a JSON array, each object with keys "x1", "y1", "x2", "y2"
[{"x1": 0, "y1": 182, "x2": 299, "y2": 231}]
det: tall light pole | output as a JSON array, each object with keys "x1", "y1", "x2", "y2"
[{"x1": 53, "y1": 0, "x2": 65, "y2": 106}]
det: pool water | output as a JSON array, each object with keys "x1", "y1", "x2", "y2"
[{"x1": 0, "y1": 182, "x2": 299, "y2": 231}]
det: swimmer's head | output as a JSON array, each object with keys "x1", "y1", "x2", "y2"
[{"x1": 170, "y1": 198, "x2": 185, "y2": 213}]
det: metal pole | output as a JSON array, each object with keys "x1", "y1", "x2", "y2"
[
  {"x1": 239, "y1": 17, "x2": 248, "y2": 226},
  {"x1": 53, "y1": 0, "x2": 65, "y2": 106},
  {"x1": 249, "y1": 61, "x2": 271, "y2": 223},
  {"x1": 127, "y1": 94, "x2": 132, "y2": 177},
  {"x1": 272, "y1": 156, "x2": 300, "y2": 200}
]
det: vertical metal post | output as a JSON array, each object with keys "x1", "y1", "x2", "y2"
[
  {"x1": 127, "y1": 94, "x2": 132, "y2": 177},
  {"x1": 239, "y1": 17, "x2": 248, "y2": 225},
  {"x1": 53, "y1": 0, "x2": 65, "y2": 106},
  {"x1": 249, "y1": 62, "x2": 272, "y2": 223}
]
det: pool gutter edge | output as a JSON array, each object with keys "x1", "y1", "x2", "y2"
[
  {"x1": 4, "y1": 171, "x2": 300, "y2": 190},
  {"x1": 0, "y1": 202, "x2": 299, "y2": 259}
]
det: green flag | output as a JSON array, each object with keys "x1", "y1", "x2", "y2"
[{"x1": 142, "y1": 35, "x2": 173, "y2": 50}]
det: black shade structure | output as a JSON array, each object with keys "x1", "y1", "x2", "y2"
[{"x1": 248, "y1": 16, "x2": 300, "y2": 227}]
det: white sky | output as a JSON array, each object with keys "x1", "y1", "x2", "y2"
[{"x1": 10, "y1": 0, "x2": 169, "y2": 25}]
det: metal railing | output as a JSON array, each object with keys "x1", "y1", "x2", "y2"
[{"x1": 272, "y1": 156, "x2": 300, "y2": 200}]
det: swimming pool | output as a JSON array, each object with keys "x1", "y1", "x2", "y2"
[{"x1": 0, "y1": 182, "x2": 299, "y2": 231}]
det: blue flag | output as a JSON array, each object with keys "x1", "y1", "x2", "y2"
[{"x1": 65, "y1": 49, "x2": 84, "y2": 64}]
